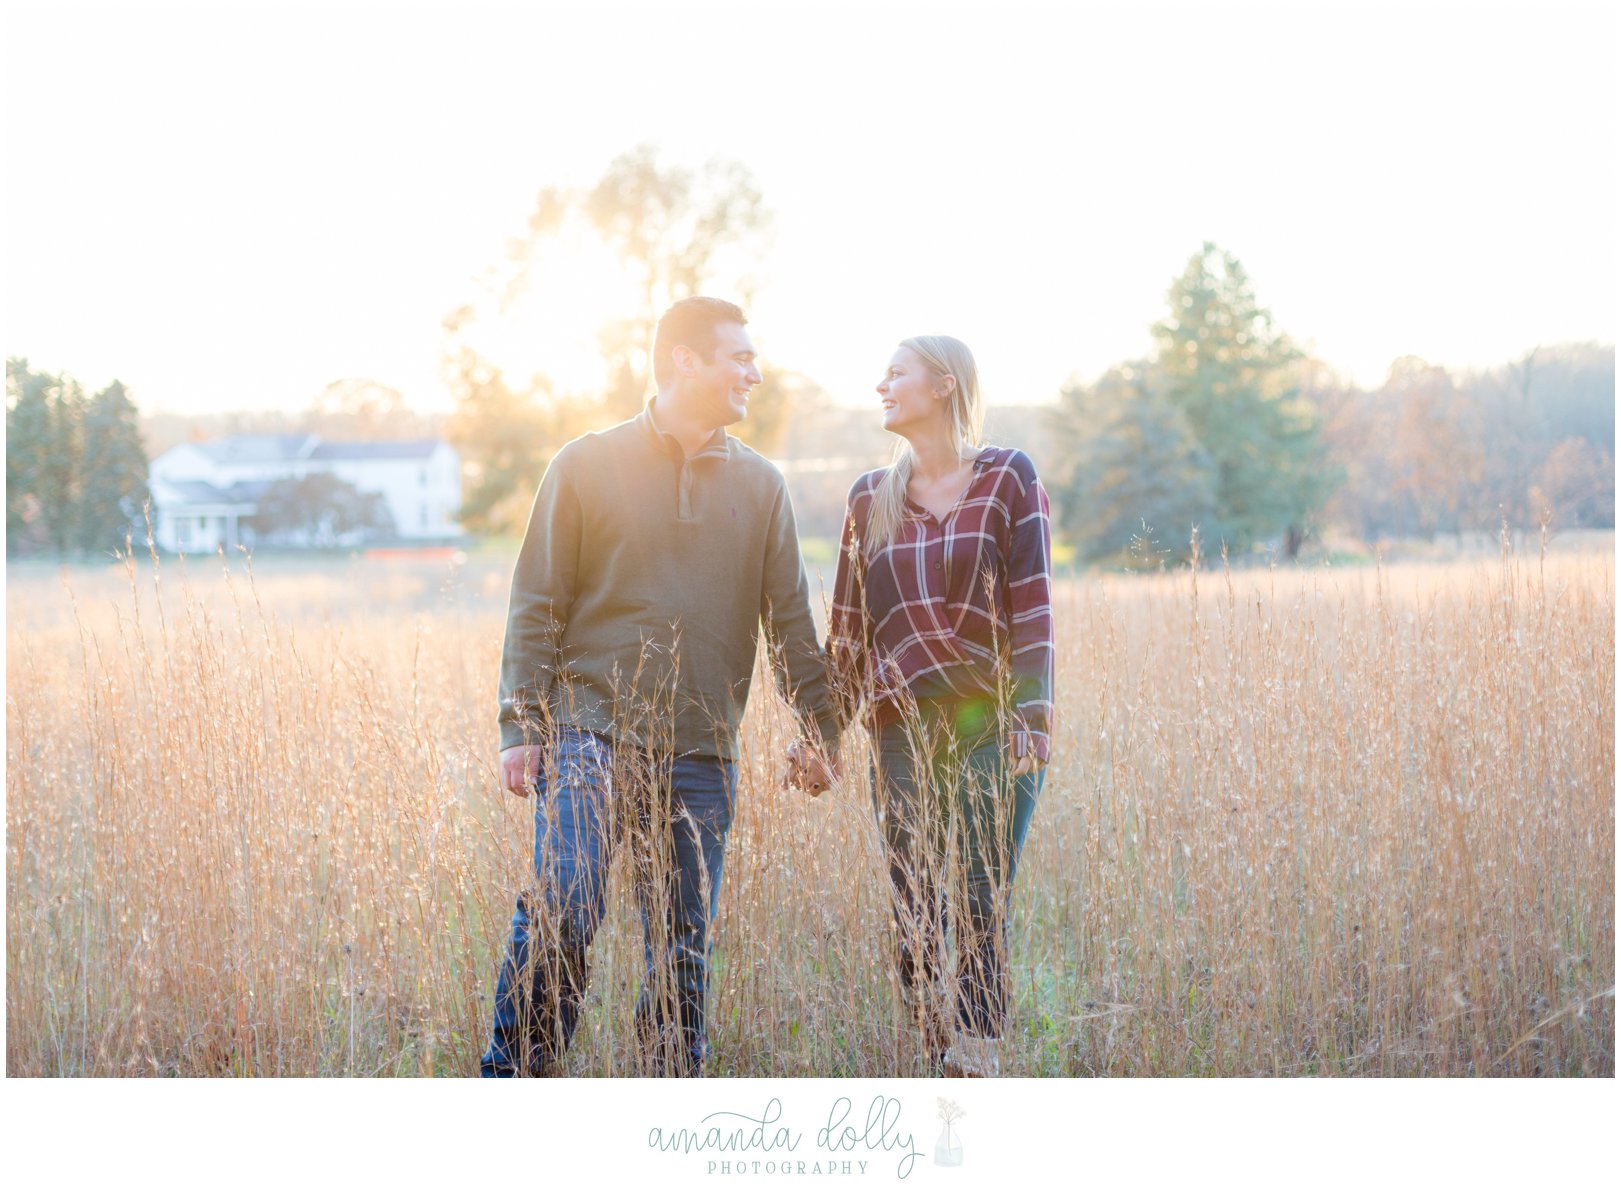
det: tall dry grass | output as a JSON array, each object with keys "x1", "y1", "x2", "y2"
[{"x1": 5, "y1": 541, "x2": 1613, "y2": 1075}]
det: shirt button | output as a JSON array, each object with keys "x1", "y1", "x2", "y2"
[{"x1": 933, "y1": 561, "x2": 943, "y2": 570}]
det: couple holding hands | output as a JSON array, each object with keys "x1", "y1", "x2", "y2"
[{"x1": 482, "y1": 296, "x2": 1054, "y2": 1079}]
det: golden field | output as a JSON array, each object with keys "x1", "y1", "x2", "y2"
[{"x1": 5, "y1": 542, "x2": 1613, "y2": 1076}]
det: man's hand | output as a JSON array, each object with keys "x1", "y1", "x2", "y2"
[
  {"x1": 786, "y1": 738, "x2": 840, "y2": 797},
  {"x1": 500, "y1": 744, "x2": 545, "y2": 797}
]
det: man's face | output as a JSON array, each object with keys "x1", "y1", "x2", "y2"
[{"x1": 680, "y1": 321, "x2": 761, "y2": 428}]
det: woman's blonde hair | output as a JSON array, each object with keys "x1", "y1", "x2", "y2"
[{"x1": 863, "y1": 335, "x2": 986, "y2": 556}]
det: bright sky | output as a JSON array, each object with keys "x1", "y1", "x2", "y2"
[{"x1": 3, "y1": 0, "x2": 1615, "y2": 416}]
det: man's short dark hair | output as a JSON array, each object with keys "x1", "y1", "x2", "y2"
[{"x1": 652, "y1": 296, "x2": 747, "y2": 388}]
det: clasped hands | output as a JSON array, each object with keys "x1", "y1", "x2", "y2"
[
  {"x1": 785, "y1": 738, "x2": 839, "y2": 797},
  {"x1": 508, "y1": 739, "x2": 1035, "y2": 799},
  {"x1": 786, "y1": 736, "x2": 1042, "y2": 792},
  {"x1": 505, "y1": 739, "x2": 841, "y2": 799}
]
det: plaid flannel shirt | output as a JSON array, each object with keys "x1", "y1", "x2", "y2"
[{"x1": 827, "y1": 445, "x2": 1056, "y2": 762}]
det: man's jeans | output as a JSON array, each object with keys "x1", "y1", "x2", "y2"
[
  {"x1": 872, "y1": 708, "x2": 1042, "y2": 1040},
  {"x1": 480, "y1": 727, "x2": 737, "y2": 1077}
]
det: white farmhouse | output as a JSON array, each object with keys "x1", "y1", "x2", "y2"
[{"x1": 148, "y1": 434, "x2": 462, "y2": 553}]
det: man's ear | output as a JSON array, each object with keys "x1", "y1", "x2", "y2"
[{"x1": 671, "y1": 344, "x2": 699, "y2": 377}]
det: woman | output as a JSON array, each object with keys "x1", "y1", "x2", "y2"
[{"x1": 825, "y1": 334, "x2": 1054, "y2": 1077}]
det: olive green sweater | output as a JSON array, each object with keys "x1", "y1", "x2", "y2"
[{"x1": 498, "y1": 405, "x2": 840, "y2": 760}]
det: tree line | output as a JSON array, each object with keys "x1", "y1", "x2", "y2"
[
  {"x1": 442, "y1": 151, "x2": 1612, "y2": 558},
  {"x1": 1045, "y1": 244, "x2": 1613, "y2": 567},
  {"x1": 8, "y1": 147, "x2": 1613, "y2": 564},
  {"x1": 1308, "y1": 345, "x2": 1613, "y2": 547},
  {"x1": 6, "y1": 363, "x2": 422, "y2": 557},
  {"x1": 7, "y1": 359, "x2": 151, "y2": 556}
]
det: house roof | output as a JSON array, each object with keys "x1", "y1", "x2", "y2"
[
  {"x1": 164, "y1": 435, "x2": 450, "y2": 465},
  {"x1": 153, "y1": 435, "x2": 456, "y2": 484},
  {"x1": 192, "y1": 434, "x2": 320, "y2": 464},
  {"x1": 309, "y1": 439, "x2": 444, "y2": 461},
  {"x1": 157, "y1": 478, "x2": 276, "y2": 508}
]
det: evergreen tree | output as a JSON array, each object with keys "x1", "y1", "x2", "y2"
[
  {"x1": 78, "y1": 379, "x2": 152, "y2": 553},
  {"x1": 42, "y1": 373, "x2": 85, "y2": 554},
  {"x1": 5, "y1": 358, "x2": 85, "y2": 555},
  {"x1": 1048, "y1": 246, "x2": 1334, "y2": 563},
  {"x1": 1150, "y1": 244, "x2": 1333, "y2": 554},
  {"x1": 7, "y1": 358, "x2": 54, "y2": 553},
  {"x1": 1048, "y1": 362, "x2": 1221, "y2": 566}
]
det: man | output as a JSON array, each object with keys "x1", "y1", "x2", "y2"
[{"x1": 481, "y1": 296, "x2": 839, "y2": 1077}]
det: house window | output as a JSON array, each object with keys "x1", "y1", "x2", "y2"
[
  {"x1": 420, "y1": 466, "x2": 429, "y2": 486},
  {"x1": 420, "y1": 505, "x2": 429, "y2": 530}
]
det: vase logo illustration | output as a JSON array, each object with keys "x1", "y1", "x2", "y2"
[{"x1": 933, "y1": 1098, "x2": 965, "y2": 1167}]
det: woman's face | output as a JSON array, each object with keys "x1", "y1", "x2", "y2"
[{"x1": 876, "y1": 346, "x2": 951, "y2": 435}]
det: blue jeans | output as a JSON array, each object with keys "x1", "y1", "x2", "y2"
[
  {"x1": 480, "y1": 728, "x2": 737, "y2": 1077},
  {"x1": 873, "y1": 705, "x2": 1042, "y2": 1039}
]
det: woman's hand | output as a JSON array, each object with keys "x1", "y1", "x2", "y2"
[
  {"x1": 1008, "y1": 733, "x2": 1045, "y2": 779},
  {"x1": 1009, "y1": 752, "x2": 1043, "y2": 779}
]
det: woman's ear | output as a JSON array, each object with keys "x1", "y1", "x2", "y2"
[{"x1": 935, "y1": 374, "x2": 958, "y2": 400}]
